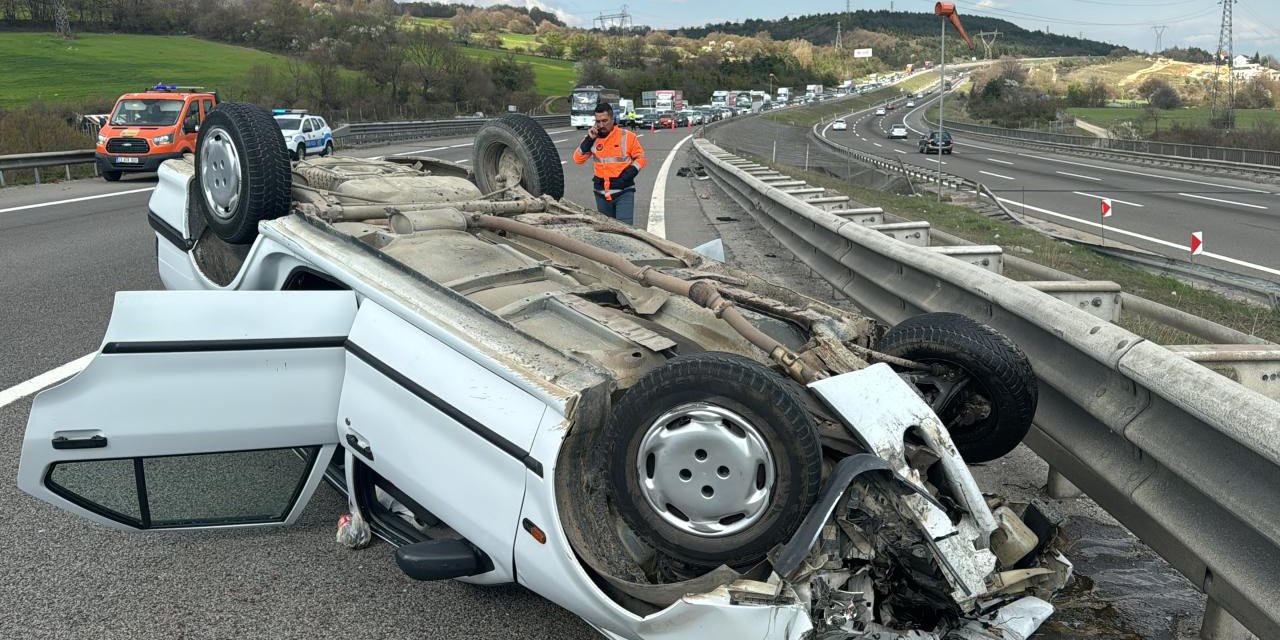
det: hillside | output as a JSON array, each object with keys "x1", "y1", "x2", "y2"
[
  {"x1": 673, "y1": 10, "x2": 1129, "y2": 67},
  {"x1": 0, "y1": 32, "x2": 297, "y2": 109}
]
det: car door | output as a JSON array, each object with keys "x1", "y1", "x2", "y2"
[
  {"x1": 336, "y1": 301, "x2": 549, "y2": 583},
  {"x1": 19, "y1": 290, "x2": 356, "y2": 532}
]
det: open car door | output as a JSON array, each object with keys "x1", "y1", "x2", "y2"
[{"x1": 18, "y1": 290, "x2": 356, "y2": 531}]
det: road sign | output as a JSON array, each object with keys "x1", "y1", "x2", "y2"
[
  {"x1": 1191, "y1": 231, "x2": 1204, "y2": 256},
  {"x1": 1100, "y1": 198, "x2": 1112, "y2": 217},
  {"x1": 854, "y1": 48, "x2": 874, "y2": 58}
]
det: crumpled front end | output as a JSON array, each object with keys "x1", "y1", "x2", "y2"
[{"x1": 553, "y1": 363, "x2": 1069, "y2": 640}]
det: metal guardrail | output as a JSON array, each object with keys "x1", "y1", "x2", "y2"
[
  {"x1": 0, "y1": 150, "x2": 98, "y2": 187},
  {"x1": 922, "y1": 117, "x2": 1280, "y2": 179},
  {"x1": 0, "y1": 115, "x2": 572, "y2": 187},
  {"x1": 333, "y1": 114, "x2": 569, "y2": 145},
  {"x1": 693, "y1": 137, "x2": 1280, "y2": 639}
]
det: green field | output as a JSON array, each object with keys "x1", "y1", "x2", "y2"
[
  {"x1": 1067, "y1": 106, "x2": 1280, "y2": 134},
  {"x1": 0, "y1": 32, "x2": 295, "y2": 108},
  {"x1": 461, "y1": 47, "x2": 576, "y2": 96}
]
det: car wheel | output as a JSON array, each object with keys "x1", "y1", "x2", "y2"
[
  {"x1": 323, "y1": 141, "x2": 334, "y2": 157},
  {"x1": 103, "y1": 170, "x2": 122, "y2": 182},
  {"x1": 295, "y1": 144, "x2": 306, "y2": 161},
  {"x1": 876, "y1": 312, "x2": 1037, "y2": 463},
  {"x1": 472, "y1": 113, "x2": 564, "y2": 200},
  {"x1": 605, "y1": 352, "x2": 823, "y2": 569},
  {"x1": 194, "y1": 102, "x2": 292, "y2": 245}
]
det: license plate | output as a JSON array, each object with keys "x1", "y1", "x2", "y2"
[{"x1": 115, "y1": 157, "x2": 140, "y2": 164}]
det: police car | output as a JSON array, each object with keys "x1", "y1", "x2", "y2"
[{"x1": 273, "y1": 109, "x2": 334, "y2": 160}]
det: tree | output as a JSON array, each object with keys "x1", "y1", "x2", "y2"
[
  {"x1": 567, "y1": 33, "x2": 605, "y2": 60},
  {"x1": 1137, "y1": 77, "x2": 1180, "y2": 109},
  {"x1": 490, "y1": 55, "x2": 535, "y2": 93}
]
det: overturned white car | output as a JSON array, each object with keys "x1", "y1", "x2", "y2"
[{"x1": 19, "y1": 104, "x2": 1069, "y2": 640}]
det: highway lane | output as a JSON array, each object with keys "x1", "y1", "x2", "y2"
[
  {"x1": 823, "y1": 92, "x2": 1280, "y2": 281},
  {"x1": 0, "y1": 123, "x2": 715, "y2": 639}
]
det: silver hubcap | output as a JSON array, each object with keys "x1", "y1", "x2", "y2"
[
  {"x1": 636, "y1": 402, "x2": 775, "y2": 537},
  {"x1": 199, "y1": 126, "x2": 241, "y2": 221}
]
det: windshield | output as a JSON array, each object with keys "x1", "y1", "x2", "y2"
[
  {"x1": 109, "y1": 99, "x2": 184, "y2": 126},
  {"x1": 571, "y1": 91, "x2": 599, "y2": 112},
  {"x1": 275, "y1": 117, "x2": 303, "y2": 131}
]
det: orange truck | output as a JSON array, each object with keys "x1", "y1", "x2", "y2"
[{"x1": 95, "y1": 84, "x2": 219, "y2": 181}]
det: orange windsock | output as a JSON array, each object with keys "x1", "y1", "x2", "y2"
[{"x1": 935, "y1": 2, "x2": 976, "y2": 50}]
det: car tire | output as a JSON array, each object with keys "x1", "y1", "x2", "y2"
[
  {"x1": 295, "y1": 143, "x2": 306, "y2": 161},
  {"x1": 605, "y1": 352, "x2": 823, "y2": 569},
  {"x1": 103, "y1": 170, "x2": 122, "y2": 182},
  {"x1": 323, "y1": 141, "x2": 334, "y2": 157},
  {"x1": 194, "y1": 102, "x2": 292, "y2": 245},
  {"x1": 876, "y1": 312, "x2": 1037, "y2": 463},
  {"x1": 472, "y1": 114, "x2": 564, "y2": 200}
]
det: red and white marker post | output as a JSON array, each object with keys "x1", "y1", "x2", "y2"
[
  {"x1": 1100, "y1": 198, "x2": 1112, "y2": 243},
  {"x1": 1190, "y1": 231, "x2": 1204, "y2": 262}
]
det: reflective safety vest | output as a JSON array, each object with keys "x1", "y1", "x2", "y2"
[{"x1": 572, "y1": 125, "x2": 647, "y2": 200}]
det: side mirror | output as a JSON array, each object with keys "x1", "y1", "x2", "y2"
[{"x1": 183, "y1": 120, "x2": 198, "y2": 134}]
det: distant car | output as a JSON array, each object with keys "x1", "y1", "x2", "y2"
[
  {"x1": 832, "y1": 119, "x2": 847, "y2": 131},
  {"x1": 633, "y1": 108, "x2": 656, "y2": 128},
  {"x1": 655, "y1": 111, "x2": 677, "y2": 128},
  {"x1": 274, "y1": 110, "x2": 333, "y2": 160},
  {"x1": 888, "y1": 124, "x2": 909, "y2": 139},
  {"x1": 919, "y1": 130, "x2": 954, "y2": 154},
  {"x1": 885, "y1": 103, "x2": 895, "y2": 111},
  {"x1": 906, "y1": 100, "x2": 916, "y2": 107},
  {"x1": 875, "y1": 107, "x2": 887, "y2": 116}
]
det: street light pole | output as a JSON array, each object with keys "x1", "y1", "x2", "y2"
[{"x1": 937, "y1": 15, "x2": 945, "y2": 201}]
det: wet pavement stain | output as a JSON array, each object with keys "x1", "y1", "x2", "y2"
[{"x1": 1039, "y1": 517, "x2": 1205, "y2": 639}]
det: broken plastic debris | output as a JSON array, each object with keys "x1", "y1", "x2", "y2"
[{"x1": 945, "y1": 596, "x2": 1054, "y2": 640}]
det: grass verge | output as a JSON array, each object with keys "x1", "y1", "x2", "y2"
[
  {"x1": 0, "y1": 32, "x2": 296, "y2": 108},
  {"x1": 1066, "y1": 107, "x2": 1280, "y2": 136},
  {"x1": 734, "y1": 151, "x2": 1280, "y2": 345}
]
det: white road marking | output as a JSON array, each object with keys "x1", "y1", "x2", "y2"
[
  {"x1": 560, "y1": 160, "x2": 567, "y2": 164},
  {"x1": 995, "y1": 195, "x2": 1280, "y2": 278},
  {"x1": 637, "y1": 133, "x2": 645, "y2": 137},
  {"x1": 926, "y1": 158, "x2": 947, "y2": 165},
  {"x1": 647, "y1": 134, "x2": 693, "y2": 239},
  {"x1": 873, "y1": 143, "x2": 883, "y2": 147},
  {"x1": 979, "y1": 170, "x2": 1015, "y2": 180},
  {"x1": 552, "y1": 139, "x2": 568, "y2": 143},
  {"x1": 0, "y1": 352, "x2": 94, "y2": 410},
  {"x1": 1073, "y1": 191, "x2": 1144, "y2": 207},
  {"x1": 1056, "y1": 170, "x2": 1101, "y2": 181},
  {"x1": 986, "y1": 158, "x2": 1015, "y2": 165},
  {"x1": 894, "y1": 149, "x2": 907, "y2": 154},
  {"x1": 1178, "y1": 192, "x2": 1268, "y2": 210},
  {"x1": 957, "y1": 138, "x2": 1270, "y2": 194},
  {"x1": 449, "y1": 143, "x2": 472, "y2": 148},
  {"x1": 390, "y1": 146, "x2": 448, "y2": 157},
  {"x1": 457, "y1": 159, "x2": 470, "y2": 164},
  {"x1": 0, "y1": 187, "x2": 155, "y2": 214}
]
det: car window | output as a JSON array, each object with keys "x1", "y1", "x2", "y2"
[
  {"x1": 315, "y1": 117, "x2": 327, "y2": 129},
  {"x1": 302, "y1": 119, "x2": 314, "y2": 133},
  {"x1": 184, "y1": 101, "x2": 201, "y2": 128},
  {"x1": 201, "y1": 99, "x2": 214, "y2": 118},
  {"x1": 46, "y1": 447, "x2": 319, "y2": 529}
]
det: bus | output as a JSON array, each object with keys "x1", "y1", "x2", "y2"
[{"x1": 570, "y1": 85, "x2": 621, "y2": 129}]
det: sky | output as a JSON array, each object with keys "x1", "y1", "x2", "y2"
[{"x1": 474, "y1": 0, "x2": 1278, "y2": 58}]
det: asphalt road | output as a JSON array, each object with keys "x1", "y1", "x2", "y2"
[
  {"x1": 821, "y1": 91, "x2": 1280, "y2": 282},
  {"x1": 0, "y1": 122, "x2": 712, "y2": 640}
]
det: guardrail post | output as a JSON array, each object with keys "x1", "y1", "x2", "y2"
[
  {"x1": 33, "y1": 167, "x2": 40, "y2": 184},
  {"x1": 64, "y1": 164, "x2": 71, "y2": 181},
  {"x1": 1201, "y1": 599, "x2": 1258, "y2": 640},
  {"x1": 0, "y1": 170, "x2": 5, "y2": 188},
  {"x1": 1046, "y1": 468, "x2": 1083, "y2": 499}
]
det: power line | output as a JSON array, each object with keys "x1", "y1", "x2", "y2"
[{"x1": 975, "y1": 30, "x2": 1001, "y2": 59}]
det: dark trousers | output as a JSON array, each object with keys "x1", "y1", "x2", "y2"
[{"x1": 593, "y1": 189, "x2": 635, "y2": 226}]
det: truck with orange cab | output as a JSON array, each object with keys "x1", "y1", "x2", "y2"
[{"x1": 95, "y1": 84, "x2": 219, "y2": 181}]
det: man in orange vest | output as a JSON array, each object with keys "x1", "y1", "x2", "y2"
[{"x1": 573, "y1": 102, "x2": 647, "y2": 225}]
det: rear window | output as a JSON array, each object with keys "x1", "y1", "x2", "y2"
[{"x1": 110, "y1": 99, "x2": 184, "y2": 126}]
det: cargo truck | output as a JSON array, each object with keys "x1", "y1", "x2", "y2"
[{"x1": 654, "y1": 90, "x2": 683, "y2": 112}]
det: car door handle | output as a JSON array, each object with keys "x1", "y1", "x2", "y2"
[
  {"x1": 345, "y1": 433, "x2": 373, "y2": 461},
  {"x1": 52, "y1": 434, "x2": 108, "y2": 449}
]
